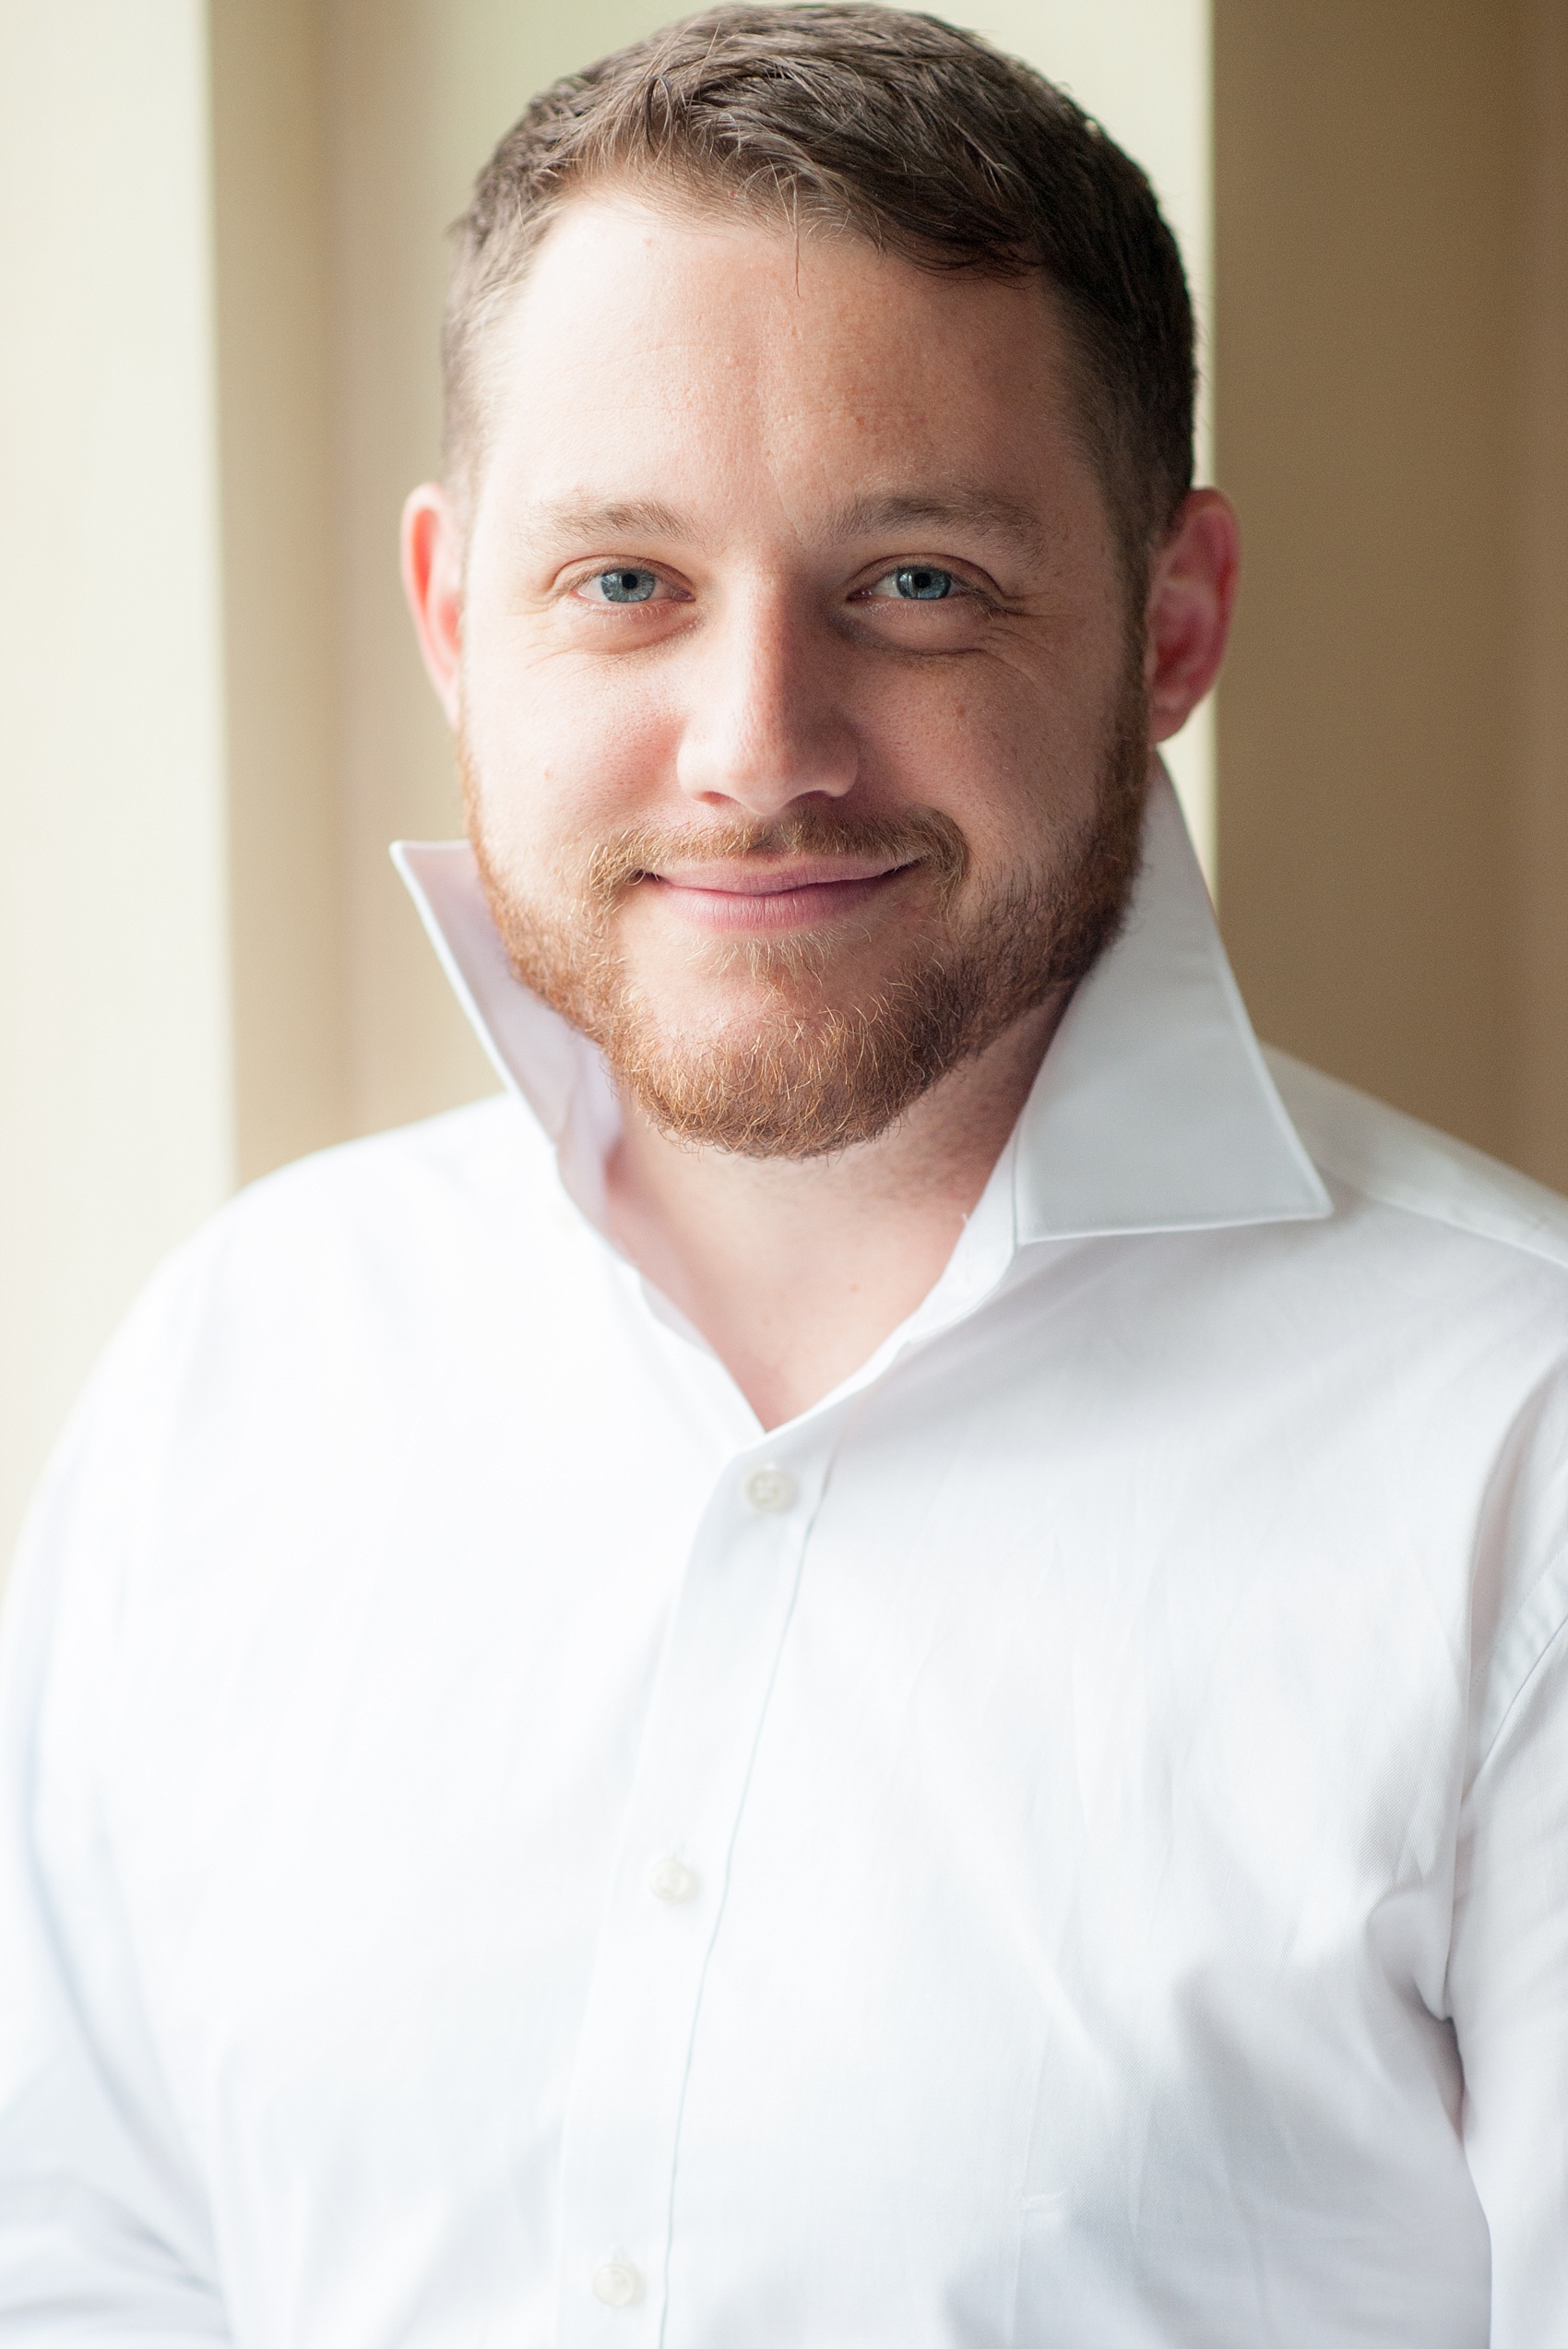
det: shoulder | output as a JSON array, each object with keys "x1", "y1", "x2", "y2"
[
  {"x1": 1265, "y1": 1046, "x2": 1568, "y2": 1282},
  {"x1": 1262, "y1": 1054, "x2": 1568, "y2": 1765},
  {"x1": 220, "y1": 1091, "x2": 543, "y2": 1245},
  {"x1": 61, "y1": 1094, "x2": 555, "y2": 1449},
  {"x1": 179, "y1": 1091, "x2": 552, "y2": 1305},
  {"x1": 6, "y1": 1096, "x2": 561, "y2": 1611}
]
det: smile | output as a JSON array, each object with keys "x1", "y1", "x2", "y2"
[{"x1": 640, "y1": 857, "x2": 920, "y2": 934}]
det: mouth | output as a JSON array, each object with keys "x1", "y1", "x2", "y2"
[{"x1": 636, "y1": 854, "x2": 921, "y2": 935}]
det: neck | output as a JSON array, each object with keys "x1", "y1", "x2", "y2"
[{"x1": 603, "y1": 993, "x2": 1068, "y2": 1429}]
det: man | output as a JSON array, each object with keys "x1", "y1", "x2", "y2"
[{"x1": 2, "y1": 6, "x2": 1566, "y2": 2343}]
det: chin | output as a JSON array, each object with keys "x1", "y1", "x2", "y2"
[
  {"x1": 636, "y1": 919, "x2": 884, "y2": 1001},
  {"x1": 599, "y1": 968, "x2": 981, "y2": 1160}
]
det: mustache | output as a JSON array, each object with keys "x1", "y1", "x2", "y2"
[{"x1": 583, "y1": 805, "x2": 970, "y2": 904}]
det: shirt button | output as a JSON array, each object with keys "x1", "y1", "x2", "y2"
[
  {"x1": 647, "y1": 1855, "x2": 696, "y2": 1903},
  {"x1": 743, "y1": 1463, "x2": 796, "y2": 1514},
  {"x1": 592, "y1": 2259, "x2": 643, "y2": 2308}
]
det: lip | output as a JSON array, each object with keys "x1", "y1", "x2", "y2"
[{"x1": 639, "y1": 855, "x2": 918, "y2": 934}]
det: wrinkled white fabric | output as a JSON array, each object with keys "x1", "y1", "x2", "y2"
[{"x1": 3, "y1": 773, "x2": 1567, "y2": 2347}]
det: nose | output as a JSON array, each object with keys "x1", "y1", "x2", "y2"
[{"x1": 674, "y1": 589, "x2": 859, "y2": 817}]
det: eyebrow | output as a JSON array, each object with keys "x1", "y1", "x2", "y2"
[
  {"x1": 521, "y1": 496, "x2": 689, "y2": 546},
  {"x1": 517, "y1": 484, "x2": 1051, "y2": 561},
  {"x1": 826, "y1": 488, "x2": 1051, "y2": 563}
]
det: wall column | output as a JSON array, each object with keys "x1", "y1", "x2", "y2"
[
  {"x1": 1215, "y1": 0, "x2": 1568, "y2": 1187},
  {"x1": 1511, "y1": 0, "x2": 1568, "y2": 1187},
  {"x1": 0, "y1": 0, "x2": 236, "y2": 1561}
]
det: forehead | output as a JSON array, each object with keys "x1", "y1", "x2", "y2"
[{"x1": 469, "y1": 191, "x2": 1098, "y2": 534}]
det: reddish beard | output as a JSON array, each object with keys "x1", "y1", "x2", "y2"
[{"x1": 463, "y1": 683, "x2": 1148, "y2": 1160}]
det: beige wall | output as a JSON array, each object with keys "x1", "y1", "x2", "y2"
[
  {"x1": 0, "y1": 0, "x2": 235, "y2": 1563},
  {"x1": 1508, "y1": 0, "x2": 1568, "y2": 1187},
  {"x1": 212, "y1": 0, "x2": 348, "y2": 1179},
  {"x1": 1215, "y1": 0, "x2": 1568, "y2": 1186}
]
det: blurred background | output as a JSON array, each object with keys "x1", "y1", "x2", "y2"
[{"x1": 2, "y1": 0, "x2": 1565, "y2": 1568}]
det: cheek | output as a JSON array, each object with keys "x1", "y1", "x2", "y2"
[
  {"x1": 860, "y1": 666, "x2": 1104, "y2": 859},
  {"x1": 463, "y1": 632, "x2": 683, "y2": 852}
]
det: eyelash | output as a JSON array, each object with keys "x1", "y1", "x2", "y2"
[
  {"x1": 573, "y1": 566, "x2": 680, "y2": 607},
  {"x1": 569, "y1": 564, "x2": 982, "y2": 608}
]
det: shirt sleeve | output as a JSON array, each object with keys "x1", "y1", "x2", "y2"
[
  {"x1": 1450, "y1": 1551, "x2": 1568, "y2": 2348},
  {"x1": 0, "y1": 1263, "x2": 231, "y2": 2343}
]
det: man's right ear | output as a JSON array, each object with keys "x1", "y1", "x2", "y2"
[{"x1": 401, "y1": 483, "x2": 464, "y2": 728}]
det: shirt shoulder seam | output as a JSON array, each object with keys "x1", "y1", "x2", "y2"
[{"x1": 1263, "y1": 1047, "x2": 1568, "y2": 1276}]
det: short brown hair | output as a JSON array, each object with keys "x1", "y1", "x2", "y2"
[{"x1": 444, "y1": 3, "x2": 1194, "y2": 571}]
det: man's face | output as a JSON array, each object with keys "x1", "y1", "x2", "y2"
[{"x1": 448, "y1": 192, "x2": 1149, "y2": 1155}]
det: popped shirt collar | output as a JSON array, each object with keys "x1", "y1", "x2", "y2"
[{"x1": 391, "y1": 762, "x2": 1331, "y2": 1253}]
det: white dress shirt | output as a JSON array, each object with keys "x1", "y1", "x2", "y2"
[{"x1": 3, "y1": 773, "x2": 1568, "y2": 2348}]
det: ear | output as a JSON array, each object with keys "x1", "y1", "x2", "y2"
[
  {"x1": 1144, "y1": 488, "x2": 1241, "y2": 744},
  {"x1": 401, "y1": 483, "x2": 465, "y2": 728}
]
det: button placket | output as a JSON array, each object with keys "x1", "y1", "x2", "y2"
[{"x1": 552, "y1": 1438, "x2": 829, "y2": 2347}]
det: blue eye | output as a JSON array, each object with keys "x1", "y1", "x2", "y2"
[
  {"x1": 591, "y1": 566, "x2": 659, "y2": 604},
  {"x1": 892, "y1": 566, "x2": 954, "y2": 601}
]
